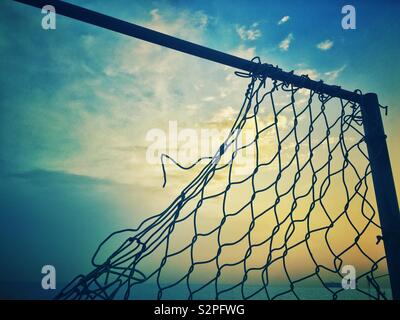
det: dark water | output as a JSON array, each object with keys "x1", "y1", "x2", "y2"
[{"x1": 0, "y1": 282, "x2": 63, "y2": 300}]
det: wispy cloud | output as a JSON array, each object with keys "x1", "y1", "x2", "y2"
[
  {"x1": 279, "y1": 33, "x2": 294, "y2": 51},
  {"x1": 229, "y1": 45, "x2": 257, "y2": 60},
  {"x1": 144, "y1": 7, "x2": 209, "y2": 38},
  {"x1": 193, "y1": 11, "x2": 209, "y2": 29},
  {"x1": 317, "y1": 39, "x2": 334, "y2": 51},
  {"x1": 324, "y1": 65, "x2": 346, "y2": 81},
  {"x1": 150, "y1": 8, "x2": 162, "y2": 22},
  {"x1": 295, "y1": 68, "x2": 320, "y2": 80},
  {"x1": 53, "y1": 8, "x2": 253, "y2": 188},
  {"x1": 210, "y1": 106, "x2": 237, "y2": 122},
  {"x1": 202, "y1": 96, "x2": 216, "y2": 102},
  {"x1": 235, "y1": 23, "x2": 261, "y2": 41},
  {"x1": 278, "y1": 16, "x2": 290, "y2": 25},
  {"x1": 295, "y1": 65, "x2": 346, "y2": 82}
]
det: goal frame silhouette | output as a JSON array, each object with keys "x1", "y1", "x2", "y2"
[{"x1": 15, "y1": 0, "x2": 400, "y2": 299}]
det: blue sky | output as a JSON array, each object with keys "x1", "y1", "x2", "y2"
[{"x1": 0, "y1": 0, "x2": 399, "y2": 297}]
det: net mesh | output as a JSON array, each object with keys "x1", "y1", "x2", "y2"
[{"x1": 56, "y1": 60, "x2": 390, "y2": 300}]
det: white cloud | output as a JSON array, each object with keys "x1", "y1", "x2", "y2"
[
  {"x1": 235, "y1": 24, "x2": 261, "y2": 41},
  {"x1": 186, "y1": 104, "x2": 198, "y2": 111},
  {"x1": 144, "y1": 8, "x2": 209, "y2": 39},
  {"x1": 317, "y1": 39, "x2": 334, "y2": 51},
  {"x1": 229, "y1": 45, "x2": 257, "y2": 60},
  {"x1": 278, "y1": 16, "x2": 290, "y2": 25},
  {"x1": 279, "y1": 33, "x2": 294, "y2": 51},
  {"x1": 194, "y1": 11, "x2": 209, "y2": 29},
  {"x1": 150, "y1": 9, "x2": 161, "y2": 21},
  {"x1": 61, "y1": 8, "x2": 256, "y2": 192},
  {"x1": 210, "y1": 106, "x2": 237, "y2": 122},
  {"x1": 203, "y1": 96, "x2": 215, "y2": 102},
  {"x1": 295, "y1": 68, "x2": 320, "y2": 80},
  {"x1": 294, "y1": 65, "x2": 346, "y2": 82},
  {"x1": 297, "y1": 88, "x2": 310, "y2": 97},
  {"x1": 324, "y1": 65, "x2": 346, "y2": 81}
]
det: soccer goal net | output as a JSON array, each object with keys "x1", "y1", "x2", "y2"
[{"x1": 56, "y1": 58, "x2": 390, "y2": 300}]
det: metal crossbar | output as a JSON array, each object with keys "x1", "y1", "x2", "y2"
[{"x1": 14, "y1": 0, "x2": 362, "y2": 103}]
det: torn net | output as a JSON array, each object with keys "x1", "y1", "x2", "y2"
[{"x1": 56, "y1": 65, "x2": 390, "y2": 300}]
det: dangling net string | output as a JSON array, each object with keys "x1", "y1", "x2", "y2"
[{"x1": 56, "y1": 58, "x2": 390, "y2": 300}]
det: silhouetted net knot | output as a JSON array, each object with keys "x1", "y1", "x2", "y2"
[
  {"x1": 379, "y1": 104, "x2": 389, "y2": 116},
  {"x1": 235, "y1": 56, "x2": 263, "y2": 79}
]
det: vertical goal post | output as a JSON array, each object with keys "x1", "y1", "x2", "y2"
[{"x1": 360, "y1": 93, "x2": 400, "y2": 299}]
